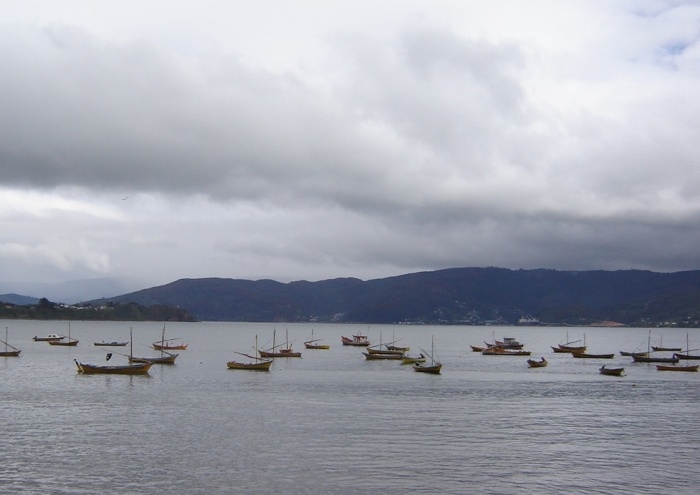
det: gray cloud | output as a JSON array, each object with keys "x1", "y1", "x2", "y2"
[{"x1": 1, "y1": 1, "x2": 700, "y2": 294}]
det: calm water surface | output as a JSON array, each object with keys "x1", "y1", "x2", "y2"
[{"x1": 1, "y1": 321, "x2": 699, "y2": 494}]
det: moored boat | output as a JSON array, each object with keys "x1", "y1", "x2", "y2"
[
  {"x1": 75, "y1": 359, "x2": 153, "y2": 375},
  {"x1": 656, "y1": 364, "x2": 699, "y2": 372},
  {"x1": 482, "y1": 347, "x2": 531, "y2": 356},
  {"x1": 401, "y1": 353, "x2": 426, "y2": 365},
  {"x1": 363, "y1": 352, "x2": 403, "y2": 360},
  {"x1": 527, "y1": 357, "x2": 548, "y2": 368},
  {"x1": 304, "y1": 329, "x2": 330, "y2": 349},
  {"x1": 94, "y1": 341, "x2": 129, "y2": 347},
  {"x1": 631, "y1": 354, "x2": 679, "y2": 364},
  {"x1": 599, "y1": 365, "x2": 625, "y2": 376},
  {"x1": 470, "y1": 345, "x2": 486, "y2": 352},
  {"x1": 227, "y1": 335, "x2": 273, "y2": 371},
  {"x1": 1, "y1": 327, "x2": 21, "y2": 357},
  {"x1": 485, "y1": 337, "x2": 524, "y2": 349},
  {"x1": 341, "y1": 333, "x2": 370, "y2": 346},
  {"x1": 33, "y1": 334, "x2": 65, "y2": 342},
  {"x1": 674, "y1": 352, "x2": 700, "y2": 360},
  {"x1": 572, "y1": 352, "x2": 614, "y2": 359},
  {"x1": 259, "y1": 328, "x2": 302, "y2": 358},
  {"x1": 413, "y1": 336, "x2": 441, "y2": 374},
  {"x1": 48, "y1": 323, "x2": 78, "y2": 346}
]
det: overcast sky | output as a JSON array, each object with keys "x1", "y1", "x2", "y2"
[{"x1": 2, "y1": 1, "x2": 700, "y2": 293}]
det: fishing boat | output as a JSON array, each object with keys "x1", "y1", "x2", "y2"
[
  {"x1": 33, "y1": 333, "x2": 65, "y2": 342},
  {"x1": 482, "y1": 347, "x2": 531, "y2": 356},
  {"x1": 631, "y1": 330, "x2": 680, "y2": 363},
  {"x1": 75, "y1": 359, "x2": 152, "y2": 374},
  {"x1": 152, "y1": 325, "x2": 188, "y2": 350},
  {"x1": 363, "y1": 351, "x2": 403, "y2": 360},
  {"x1": 259, "y1": 328, "x2": 301, "y2": 358},
  {"x1": 227, "y1": 335, "x2": 273, "y2": 371},
  {"x1": 401, "y1": 353, "x2": 426, "y2": 365},
  {"x1": 470, "y1": 345, "x2": 486, "y2": 352},
  {"x1": 551, "y1": 333, "x2": 586, "y2": 353},
  {"x1": 1, "y1": 327, "x2": 21, "y2": 357},
  {"x1": 341, "y1": 332, "x2": 371, "y2": 346},
  {"x1": 572, "y1": 352, "x2": 615, "y2": 359},
  {"x1": 656, "y1": 364, "x2": 699, "y2": 372},
  {"x1": 93, "y1": 341, "x2": 129, "y2": 347},
  {"x1": 384, "y1": 331, "x2": 409, "y2": 352},
  {"x1": 527, "y1": 357, "x2": 548, "y2": 368},
  {"x1": 48, "y1": 323, "x2": 78, "y2": 346},
  {"x1": 129, "y1": 326, "x2": 178, "y2": 364},
  {"x1": 673, "y1": 334, "x2": 700, "y2": 360},
  {"x1": 304, "y1": 329, "x2": 330, "y2": 349},
  {"x1": 485, "y1": 337, "x2": 524, "y2": 349},
  {"x1": 599, "y1": 365, "x2": 625, "y2": 376},
  {"x1": 75, "y1": 328, "x2": 152, "y2": 375},
  {"x1": 413, "y1": 337, "x2": 442, "y2": 374},
  {"x1": 619, "y1": 350, "x2": 648, "y2": 357},
  {"x1": 651, "y1": 336, "x2": 682, "y2": 352}
]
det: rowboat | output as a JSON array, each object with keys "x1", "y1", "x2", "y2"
[
  {"x1": 674, "y1": 353, "x2": 700, "y2": 360},
  {"x1": 130, "y1": 325, "x2": 178, "y2": 364},
  {"x1": 470, "y1": 345, "x2": 486, "y2": 352},
  {"x1": 527, "y1": 357, "x2": 548, "y2": 368},
  {"x1": 572, "y1": 352, "x2": 614, "y2": 359},
  {"x1": 619, "y1": 350, "x2": 648, "y2": 357},
  {"x1": 631, "y1": 354, "x2": 679, "y2": 364},
  {"x1": 94, "y1": 341, "x2": 129, "y2": 347},
  {"x1": 599, "y1": 365, "x2": 625, "y2": 376},
  {"x1": 413, "y1": 337, "x2": 441, "y2": 375},
  {"x1": 227, "y1": 335, "x2": 273, "y2": 371},
  {"x1": 1, "y1": 327, "x2": 21, "y2": 357},
  {"x1": 656, "y1": 364, "x2": 699, "y2": 372},
  {"x1": 652, "y1": 336, "x2": 681, "y2": 352}
]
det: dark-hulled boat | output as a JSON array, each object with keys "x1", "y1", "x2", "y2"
[{"x1": 599, "y1": 365, "x2": 625, "y2": 376}]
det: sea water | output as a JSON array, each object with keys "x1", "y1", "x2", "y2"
[{"x1": 1, "y1": 320, "x2": 699, "y2": 494}]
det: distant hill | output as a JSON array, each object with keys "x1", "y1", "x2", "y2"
[
  {"x1": 92, "y1": 267, "x2": 700, "y2": 326},
  {"x1": 0, "y1": 293, "x2": 39, "y2": 305}
]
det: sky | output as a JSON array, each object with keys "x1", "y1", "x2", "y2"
[{"x1": 2, "y1": 0, "x2": 700, "y2": 297}]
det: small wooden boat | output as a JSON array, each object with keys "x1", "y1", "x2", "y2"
[
  {"x1": 482, "y1": 347, "x2": 531, "y2": 356},
  {"x1": 527, "y1": 357, "x2": 548, "y2": 368},
  {"x1": 572, "y1": 352, "x2": 614, "y2": 359},
  {"x1": 341, "y1": 333, "x2": 371, "y2": 346},
  {"x1": 33, "y1": 333, "x2": 65, "y2": 342},
  {"x1": 75, "y1": 359, "x2": 152, "y2": 375},
  {"x1": 259, "y1": 328, "x2": 301, "y2": 358},
  {"x1": 413, "y1": 336, "x2": 442, "y2": 374},
  {"x1": 129, "y1": 350, "x2": 178, "y2": 365},
  {"x1": 656, "y1": 364, "x2": 699, "y2": 372},
  {"x1": 470, "y1": 345, "x2": 486, "y2": 352},
  {"x1": 1, "y1": 327, "x2": 21, "y2": 357},
  {"x1": 77, "y1": 330, "x2": 151, "y2": 374},
  {"x1": 363, "y1": 351, "x2": 403, "y2": 360},
  {"x1": 619, "y1": 350, "x2": 648, "y2": 357},
  {"x1": 552, "y1": 333, "x2": 586, "y2": 353},
  {"x1": 366, "y1": 346, "x2": 404, "y2": 355},
  {"x1": 227, "y1": 335, "x2": 273, "y2": 371},
  {"x1": 401, "y1": 354, "x2": 426, "y2": 365},
  {"x1": 94, "y1": 341, "x2": 129, "y2": 347},
  {"x1": 674, "y1": 352, "x2": 700, "y2": 360},
  {"x1": 386, "y1": 345, "x2": 410, "y2": 352},
  {"x1": 652, "y1": 346, "x2": 682, "y2": 352},
  {"x1": 49, "y1": 323, "x2": 78, "y2": 346},
  {"x1": 304, "y1": 330, "x2": 329, "y2": 349},
  {"x1": 631, "y1": 354, "x2": 679, "y2": 364},
  {"x1": 152, "y1": 339, "x2": 188, "y2": 350},
  {"x1": 599, "y1": 365, "x2": 625, "y2": 376}
]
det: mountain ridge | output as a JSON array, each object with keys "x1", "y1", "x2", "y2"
[{"x1": 89, "y1": 267, "x2": 700, "y2": 326}]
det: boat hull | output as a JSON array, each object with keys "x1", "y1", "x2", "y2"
[
  {"x1": 304, "y1": 343, "x2": 330, "y2": 349},
  {"x1": 363, "y1": 352, "x2": 403, "y2": 360},
  {"x1": 632, "y1": 355, "x2": 680, "y2": 363},
  {"x1": 572, "y1": 353, "x2": 614, "y2": 359},
  {"x1": 94, "y1": 342, "x2": 129, "y2": 347},
  {"x1": 413, "y1": 363, "x2": 442, "y2": 374},
  {"x1": 0, "y1": 350, "x2": 21, "y2": 357},
  {"x1": 674, "y1": 353, "x2": 700, "y2": 360},
  {"x1": 527, "y1": 359, "x2": 548, "y2": 368},
  {"x1": 656, "y1": 365, "x2": 699, "y2": 372},
  {"x1": 600, "y1": 366, "x2": 625, "y2": 376},
  {"x1": 75, "y1": 360, "x2": 152, "y2": 375},
  {"x1": 153, "y1": 343, "x2": 188, "y2": 351},
  {"x1": 129, "y1": 354, "x2": 178, "y2": 364},
  {"x1": 341, "y1": 335, "x2": 370, "y2": 346},
  {"x1": 49, "y1": 339, "x2": 79, "y2": 347},
  {"x1": 227, "y1": 360, "x2": 272, "y2": 371}
]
